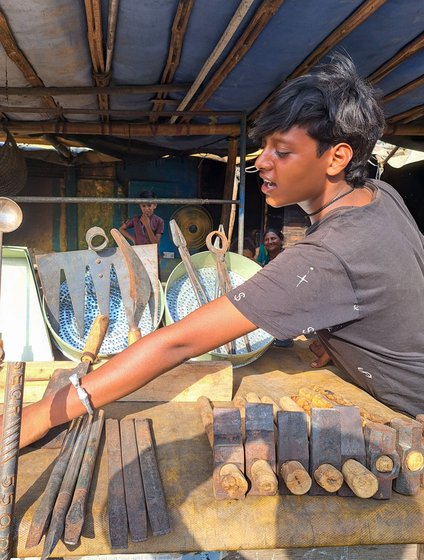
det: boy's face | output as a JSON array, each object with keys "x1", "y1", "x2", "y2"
[
  {"x1": 139, "y1": 202, "x2": 157, "y2": 217},
  {"x1": 255, "y1": 126, "x2": 334, "y2": 209}
]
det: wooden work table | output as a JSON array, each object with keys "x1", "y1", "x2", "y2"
[{"x1": 11, "y1": 339, "x2": 424, "y2": 557}]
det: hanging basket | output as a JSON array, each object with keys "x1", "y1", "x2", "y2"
[{"x1": 0, "y1": 130, "x2": 27, "y2": 196}]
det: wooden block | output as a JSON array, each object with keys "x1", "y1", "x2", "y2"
[
  {"x1": 7, "y1": 360, "x2": 233, "y2": 404},
  {"x1": 120, "y1": 360, "x2": 233, "y2": 403}
]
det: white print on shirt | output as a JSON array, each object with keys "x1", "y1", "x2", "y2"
[
  {"x1": 296, "y1": 266, "x2": 314, "y2": 288},
  {"x1": 353, "y1": 304, "x2": 360, "y2": 311},
  {"x1": 302, "y1": 326, "x2": 315, "y2": 335},
  {"x1": 358, "y1": 366, "x2": 372, "y2": 379},
  {"x1": 233, "y1": 292, "x2": 246, "y2": 302}
]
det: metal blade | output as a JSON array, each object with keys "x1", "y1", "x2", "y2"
[{"x1": 110, "y1": 229, "x2": 152, "y2": 328}]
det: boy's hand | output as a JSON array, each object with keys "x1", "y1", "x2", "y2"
[
  {"x1": 140, "y1": 213, "x2": 150, "y2": 228},
  {"x1": 309, "y1": 339, "x2": 332, "y2": 368}
]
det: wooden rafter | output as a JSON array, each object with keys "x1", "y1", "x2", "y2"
[
  {"x1": 150, "y1": 0, "x2": 194, "y2": 121},
  {"x1": 181, "y1": 0, "x2": 285, "y2": 120},
  {"x1": 84, "y1": 0, "x2": 109, "y2": 121},
  {"x1": 0, "y1": 85, "x2": 189, "y2": 96},
  {"x1": 5, "y1": 120, "x2": 240, "y2": 137},
  {"x1": 170, "y1": 0, "x2": 255, "y2": 124},
  {"x1": 249, "y1": 0, "x2": 387, "y2": 122},
  {"x1": 383, "y1": 74, "x2": 424, "y2": 104},
  {"x1": 0, "y1": 8, "x2": 60, "y2": 117},
  {"x1": 368, "y1": 32, "x2": 424, "y2": 83},
  {"x1": 386, "y1": 103, "x2": 424, "y2": 125}
]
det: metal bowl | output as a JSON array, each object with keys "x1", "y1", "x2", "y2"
[
  {"x1": 43, "y1": 268, "x2": 165, "y2": 361},
  {"x1": 165, "y1": 251, "x2": 274, "y2": 368}
]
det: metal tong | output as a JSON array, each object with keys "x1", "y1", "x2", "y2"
[{"x1": 206, "y1": 230, "x2": 251, "y2": 354}]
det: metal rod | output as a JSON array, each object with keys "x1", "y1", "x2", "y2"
[
  {"x1": 0, "y1": 362, "x2": 25, "y2": 560},
  {"x1": 12, "y1": 196, "x2": 240, "y2": 205},
  {"x1": 238, "y1": 114, "x2": 247, "y2": 255}
]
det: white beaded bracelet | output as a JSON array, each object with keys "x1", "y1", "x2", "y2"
[{"x1": 69, "y1": 372, "x2": 94, "y2": 415}]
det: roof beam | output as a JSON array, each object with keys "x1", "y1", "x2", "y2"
[
  {"x1": 368, "y1": 32, "x2": 424, "y2": 83},
  {"x1": 170, "y1": 0, "x2": 255, "y2": 123},
  {"x1": 0, "y1": 105, "x2": 242, "y2": 117},
  {"x1": 84, "y1": 0, "x2": 110, "y2": 121},
  {"x1": 5, "y1": 120, "x2": 240, "y2": 137},
  {"x1": 383, "y1": 74, "x2": 424, "y2": 103},
  {"x1": 0, "y1": 8, "x2": 61, "y2": 116},
  {"x1": 386, "y1": 104, "x2": 424, "y2": 125},
  {"x1": 249, "y1": 0, "x2": 387, "y2": 122},
  {"x1": 0, "y1": 84, "x2": 189, "y2": 96},
  {"x1": 151, "y1": 0, "x2": 194, "y2": 121},
  {"x1": 181, "y1": 0, "x2": 285, "y2": 121}
]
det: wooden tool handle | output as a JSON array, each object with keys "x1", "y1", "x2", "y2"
[
  {"x1": 375, "y1": 455, "x2": 394, "y2": 473},
  {"x1": 81, "y1": 315, "x2": 109, "y2": 364},
  {"x1": 197, "y1": 396, "x2": 214, "y2": 447},
  {"x1": 245, "y1": 391, "x2": 262, "y2": 403},
  {"x1": 128, "y1": 327, "x2": 142, "y2": 346},
  {"x1": 219, "y1": 463, "x2": 248, "y2": 499},
  {"x1": 251, "y1": 459, "x2": 278, "y2": 495},
  {"x1": 313, "y1": 463, "x2": 344, "y2": 493},
  {"x1": 280, "y1": 460, "x2": 312, "y2": 495},
  {"x1": 342, "y1": 459, "x2": 379, "y2": 498}
]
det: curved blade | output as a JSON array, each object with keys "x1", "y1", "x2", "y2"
[{"x1": 110, "y1": 229, "x2": 152, "y2": 328}]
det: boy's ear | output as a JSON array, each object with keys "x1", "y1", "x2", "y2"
[
  {"x1": 327, "y1": 143, "x2": 353, "y2": 176},
  {"x1": 152, "y1": 203, "x2": 157, "y2": 210}
]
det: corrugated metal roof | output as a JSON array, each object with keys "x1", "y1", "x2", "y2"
[{"x1": 0, "y1": 0, "x2": 422, "y2": 158}]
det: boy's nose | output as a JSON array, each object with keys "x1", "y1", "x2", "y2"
[{"x1": 255, "y1": 149, "x2": 272, "y2": 170}]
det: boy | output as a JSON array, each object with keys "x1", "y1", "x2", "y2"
[
  {"x1": 119, "y1": 189, "x2": 164, "y2": 246},
  {"x1": 14, "y1": 54, "x2": 424, "y2": 448}
]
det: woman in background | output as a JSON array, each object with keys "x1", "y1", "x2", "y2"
[{"x1": 256, "y1": 227, "x2": 284, "y2": 266}]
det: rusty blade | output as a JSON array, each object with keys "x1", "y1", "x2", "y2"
[{"x1": 110, "y1": 228, "x2": 151, "y2": 329}]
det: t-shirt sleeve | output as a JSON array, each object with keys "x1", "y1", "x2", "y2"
[{"x1": 226, "y1": 243, "x2": 360, "y2": 340}]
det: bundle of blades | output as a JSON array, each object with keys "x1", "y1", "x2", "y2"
[
  {"x1": 36, "y1": 314, "x2": 109, "y2": 449},
  {"x1": 110, "y1": 229, "x2": 152, "y2": 345},
  {"x1": 35, "y1": 247, "x2": 153, "y2": 340},
  {"x1": 169, "y1": 219, "x2": 209, "y2": 307}
]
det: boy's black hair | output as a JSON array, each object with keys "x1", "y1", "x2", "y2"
[
  {"x1": 249, "y1": 53, "x2": 386, "y2": 187},
  {"x1": 139, "y1": 189, "x2": 156, "y2": 199}
]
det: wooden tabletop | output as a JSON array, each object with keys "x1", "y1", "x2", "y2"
[{"x1": 12, "y1": 340, "x2": 424, "y2": 556}]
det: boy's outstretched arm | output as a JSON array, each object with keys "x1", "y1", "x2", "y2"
[{"x1": 16, "y1": 296, "x2": 257, "y2": 448}]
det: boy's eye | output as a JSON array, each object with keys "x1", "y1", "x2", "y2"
[{"x1": 276, "y1": 151, "x2": 289, "y2": 158}]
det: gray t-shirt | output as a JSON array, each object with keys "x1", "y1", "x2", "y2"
[{"x1": 228, "y1": 180, "x2": 424, "y2": 417}]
